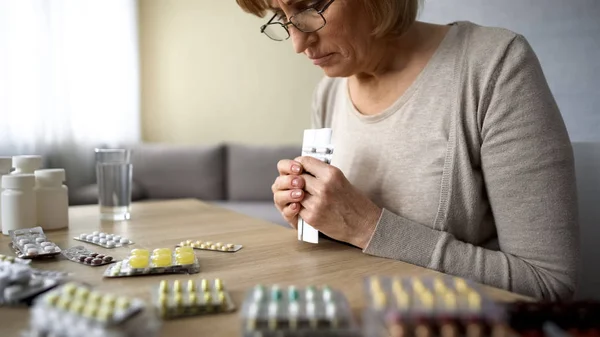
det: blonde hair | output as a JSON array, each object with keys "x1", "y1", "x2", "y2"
[{"x1": 236, "y1": 0, "x2": 421, "y2": 37}]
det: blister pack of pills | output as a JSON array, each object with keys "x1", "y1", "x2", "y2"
[
  {"x1": 177, "y1": 239, "x2": 242, "y2": 253},
  {"x1": 9, "y1": 227, "x2": 61, "y2": 259},
  {"x1": 153, "y1": 278, "x2": 235, "y2": 319},
  {"x1": 30, "y1": 269, "x2": 70, "y2": 281},
  {"x1": 0, "y1": 260, "x2": 59, "y2": 306},
  {"x1": 62, "y1": 246, "x2": 115, "y2": 267},
  {"x1": 74, "y1": 231, "x2": 134, "y2": 248},
  {"x1": 298, "y1": 128, "x2": 334, "y2": 244},
  {"x1": 240, "y1": 284, "x2": 360, "y2": 337},
  {"x1": 0, "y1": 253, "x2": 31, "y2": 265},
  {"x1": 103, "y1": 247, "x2": 200, "y2": 278},
  {"x1": 1, "y1": 253, "x2": 70, "y2": 280},
  {"x1": 28, "y1": 282, "x2": 161, "y2": 337},
  {"x1": 363, "y1": 276, "x2": 508, "y2": 337}
]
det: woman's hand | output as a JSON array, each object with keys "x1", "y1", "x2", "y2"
[
  {"x1": 295, "y1": 156, "x2": 382, "y2": 249},
  {"x1": 272, "y1": 159, "x2": 306, "y2": 228}
]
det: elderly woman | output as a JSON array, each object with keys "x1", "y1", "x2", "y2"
[{"x1": 236, "y1": 0, "x2": 579, "y2": 301}]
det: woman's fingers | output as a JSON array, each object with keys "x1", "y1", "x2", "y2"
[{"x1": 272, "y1": 174, "x2": 305, "y2": 194}]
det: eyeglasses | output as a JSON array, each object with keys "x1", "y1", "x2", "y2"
[{"x1": 260, "y1": 0, "x2": 336, "y2": 41}]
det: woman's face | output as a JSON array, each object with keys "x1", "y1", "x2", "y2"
[{"x1": 271, "y1": 0, "x2": 376, "y2": 77}]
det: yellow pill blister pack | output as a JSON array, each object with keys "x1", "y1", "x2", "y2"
[
  {"x1": 0, "y1": 253, "x2": 31, "y2": 265},
  {"x1": 363, "y1": 276, "x2": 506, "y2": 337},
  {"x1": 177, "y1": 239, "x2": 242, "y2": 253},
  {"x1": 28, "y1": 282, "x2": 161, "y2": 337},
  {"x1": 103, "y1": 247, "x2": 200, "y2": 278},
  {"x1": 153, "y1": 278, "x2": 236, "y2": 319}
]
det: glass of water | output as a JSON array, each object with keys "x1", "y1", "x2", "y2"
[{"x1": 94, "y1": 148, "x2": 132, "y2": 221}]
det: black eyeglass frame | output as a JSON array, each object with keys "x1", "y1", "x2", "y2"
[{"x1": 260, "y1": 0, "x2": 336, "y2": 41}]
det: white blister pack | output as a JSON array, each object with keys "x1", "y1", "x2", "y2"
[
  {"x1": 0, "y1": 260, "x2": 59, "y2": 306},
  {"x1": 297, "y1": 128, "x2": 334, "y2": 244}
]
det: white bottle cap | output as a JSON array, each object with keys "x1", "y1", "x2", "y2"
[
  {"x1": 12, "y1": 155, "x2": 43, "y2": 172},
  {"x1": 2, "y1": 174, "x2": 35, "y2": 189},
  {"x1": 34, "y1": 169, "x2": 66, "y2": 186},
  {"x1": 0, "y1": 157, "x2": 12, "y2": 174}
]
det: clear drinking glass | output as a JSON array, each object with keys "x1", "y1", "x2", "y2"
[{"x1": 94, "y1": 148, "x2": 132, "y2": 221}]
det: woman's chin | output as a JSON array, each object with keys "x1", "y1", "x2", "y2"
[{"x1": 319, "y1": 64, "x2": 354, "y2": 78}]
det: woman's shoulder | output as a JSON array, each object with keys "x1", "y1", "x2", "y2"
[
  {"x1": 451, "y1": 21, "x2": 537, "y2": 70},
  {"x1": 454, "y1": 20, "x2": 521, "y2": 43}
]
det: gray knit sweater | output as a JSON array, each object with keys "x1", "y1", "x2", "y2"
[{"x1": 312, "y1": 21, "x2": 579, "y2": 301}]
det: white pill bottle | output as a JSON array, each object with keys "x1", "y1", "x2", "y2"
[
  {"x1": 0, "y1": 157, "x2": 13, "y2": 233},
  {"x1": 34, "y1": 169, "x2": 69, "y2": 231},
  {"x1": 1, "y1": 174, "x2": 36, "y2": 235},
  {"x1": 11, "y1": 155, "x2": 43, "y2": 175}
]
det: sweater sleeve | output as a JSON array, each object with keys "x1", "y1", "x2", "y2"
[{"x1": 363, "y1": 35, "x2": 579, "y2": 301}]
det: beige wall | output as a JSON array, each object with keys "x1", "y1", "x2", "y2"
[{"x1": 138, "y1": 0, "x2": 324, "y2": 145}]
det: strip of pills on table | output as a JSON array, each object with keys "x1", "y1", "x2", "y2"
[
  {"x1": 0, "y1": 260, "x2": 59, "y2": 305},
  {"x1": 74, "y1": 231, "x2": 133, "y2": 248},
  {"x1": 154, "y1": 278, "x2": 236, "y2": 319},
  {"x1": 62, "y1": 246, "x2": 114, "y2": 267},
  {"x1": 30, "y1": 282, "x2": 149, "y2": 334},
  {"x1": 103, "y1": 247, "x2": 200, "y2": 278},
  {"x1": 178, "y1": 240, "x2": 242, "y2": 252},
  {"x1": 0, "y1": 254, "x2": 30, "y2": 265},
  {"x1": 241, "y1": 284, "x2": 357, "y2": 335},
  {"x1": 9, "y1": 227, "x2": 62, "y2": 259}
]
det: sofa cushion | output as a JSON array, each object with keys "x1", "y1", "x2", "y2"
[
  {"x1": 226, "y1": 143, "x2": 300, "y2": 201},
  {"x1": 132, "y1": 143, "x2": 225, "y2": 200},
  {"x1": 209, "y1": 201, "x2": 290, "y2": 227},
  {"x1": 69, "y1": 181, "x2": 146, "y2": 206}
]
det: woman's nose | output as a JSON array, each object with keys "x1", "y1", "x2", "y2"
[{"x1": 290, "y1": 28, "x2": 317, "y2": 54}]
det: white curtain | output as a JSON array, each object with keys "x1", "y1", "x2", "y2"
[{"x1": 0, "y1": 0, "x2": 140, "y2": 188}]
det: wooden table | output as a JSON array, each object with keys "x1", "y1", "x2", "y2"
[{"x1": 0, "y1": 199, "x2": 530, "y2": 336}]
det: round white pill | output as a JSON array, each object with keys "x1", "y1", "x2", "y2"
[
  {"x1": 106, "y1": 241, "x2": 116, "y2": 248},
  {"x1": 40, "y1": 242, "x2": 54, "y2": 247},
  {"x1": 24, "y1": 243, "x2": 36, "y2": 250},
  {"x1": 26, "y1": 248, "x2": 39, "y2": 256},
  {"x1": 99, "y1": 233, "x2": 106, "y2": 238},
  {"x1": 35, "y1": 237, "x2": 45, "y2": 243},
  {"x1": 18, "y1": 239, "x2": 30, "y2": 246},
  {"x1": 79, "y1": 234, "x2": 87, "y2": 239},
  {"x1": 92, "y1": 231, "x2": 99, "y2": 235},
  {"x1": 106, "y1": 234, "x2": 114, "y2": 239},
  {"x1": 119, "y1": 238, "x2": 129, "y2": 244},
  {"x1": 92, "y1": 236, "x2": 100, "y2": 243},
  {"x1": 114, "y1": 235, "x2": 121, "y2": 241},
  {"x1": 86, "y1": 234, "x2": 94, "y2": 241},
  {"x1": 44, "y1": 246, "x2": 56, "y2": 253},
  {"x1": 99, "y1": 238, "x2": 107, "y2": 244}
]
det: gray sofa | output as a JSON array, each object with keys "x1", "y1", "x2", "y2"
[{"x1": 70, "y1": 143, "x2": 301, "y2": 227}]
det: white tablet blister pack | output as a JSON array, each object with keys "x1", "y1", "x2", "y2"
[
  {"x1": 298, "y1": 128, "x2": 334, "y2": 244},
  {"x1": 0, "y1": 260, "x2": 59, "y2": 306},
  {"x1": 9, "y1": 227, "x2": 61, "y2": 259},
  {"x1": 74, "y1": 231, "x2": 134, "y2": 249}
]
